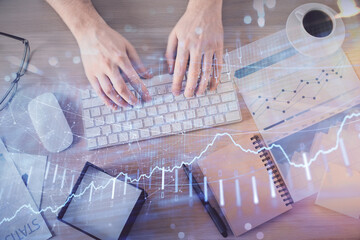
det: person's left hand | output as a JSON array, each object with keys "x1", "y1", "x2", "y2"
[{"x1": 166, "y1": 0, "x2": 224, "y2": 98}]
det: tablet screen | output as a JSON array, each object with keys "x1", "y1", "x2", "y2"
[{"x1": 59, "y1": 163, "x2": 145, "y2": 240}]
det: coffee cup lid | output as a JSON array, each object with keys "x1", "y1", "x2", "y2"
[{"x1": 286, "y1": 3, "x2": 345, "y2": 58}]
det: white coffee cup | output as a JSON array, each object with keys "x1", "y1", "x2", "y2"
[{"x1": 286, "y1": 3, "x2": 345, "y2": 58}]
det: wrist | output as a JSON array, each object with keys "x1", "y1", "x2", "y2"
[
  {"x1": 187, "y1": 0, "x2": 223, "y2": 14},
  {"x1": 72, "y1": 16, "x2": 107, "y2": 43}
]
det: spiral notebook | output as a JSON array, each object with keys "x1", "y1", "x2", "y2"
[{"x1": 197, "y1": 134, "x2": 293, "y2": 236}]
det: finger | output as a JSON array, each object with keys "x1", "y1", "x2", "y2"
[
  {"x1": 196, "y1": 52, "x2": 213, "y2": 96},
  {"x1": 165, "y1": 30, "x2": 177, "y2": 74},
  {"x1": 172, "y1": 46, "x2": 189, "y2": 96},
  {"x1": 89, "y1": 76, "x2": 116, "y2": 110},
  {"x1": 126, "y1": 43, "x2": 152, "y2": 79},
  {"x1": 210, "y1": 49, "x2": 223, "y2": 91},
  {"x1": 184, "y1": 51, "x2": 202, "y2": 98},
  {"x1": 97, "y1": 74, "x2": 127, "y2": 108},
  {"x1": 119, "y1": 58, "x2": 151, "y2": 103},
  {"x1": 106, "y1": 66, "x2": 133, "y2": 108}
]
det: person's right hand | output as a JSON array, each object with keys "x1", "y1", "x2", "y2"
[{"x1": 77, "y1": 23, "x2": 152, "y2": 110}]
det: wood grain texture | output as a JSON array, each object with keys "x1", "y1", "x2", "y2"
[{"x1": 0, "y1": 0, "x2": 360, "y2": 239}]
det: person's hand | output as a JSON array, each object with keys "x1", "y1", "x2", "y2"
[
  {"x1": 77, "y1": 23, "x2": 152, "y2": 110},
  {"x1": 166, "y1": 0, "x2": 224, "y2": 98}
]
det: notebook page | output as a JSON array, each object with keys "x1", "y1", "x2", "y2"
[{"x1": 197, "y1": 137, "x2": 292, "y2": 236}]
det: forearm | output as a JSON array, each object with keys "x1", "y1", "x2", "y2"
[{"x1": 46, "y1": 0, "x2": 106, "y2": 41}]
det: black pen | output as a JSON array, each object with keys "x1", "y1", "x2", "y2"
[{"x1": 182, "y1": 164, "x2": 228, "y2": 238}]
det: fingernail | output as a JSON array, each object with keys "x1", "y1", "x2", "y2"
[
  {"x1": 144, "y1": 93, "x2": 152, "y2": 102},
  {"x1": 145, "y1": 69, "x2": 153, "y2": 78},
  {"x1": 132, "y1": 97, "x2": 140, "y2": 105}
]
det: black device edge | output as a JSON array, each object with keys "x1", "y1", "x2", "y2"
[
  {"x1": 182, "y1": 164, "x2": 228, "y2": 238},
  {"x1": 57, "y1": 161, "x2": 147, "y2": 240}
]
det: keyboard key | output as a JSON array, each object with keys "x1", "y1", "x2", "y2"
[
  {"x1": 105, "y1": 114, "x2": 115, "y2": 124},
  {"x1": 171, "y1": 122, "x2": 182, "y2": 132},
  {"x1": 112, "y1": 123, "x2": 122, "y2": 133},
  {"x1": 193, "y1": 118, "x2": 203, "y2": 128},
  {"x1": 165, "y1": 84, "x2": 172, "y2": 93},
  {"x1": 94, "y1": 116, "x2": 105, "y2": 126},
  {"x1": 148, "y1": 87, "x2": 157, "y2": 96},
  {"x1": 113, "y1": 107, "x2": 122, "y2": 113},
  {"x1": 157, "y1": 85, "x2": 167, "y2": 94},
  {"x1": 101, "y1": 125, "x2": 111, "y2": 135},
  {"x1": 200, "y1": 97, "x2": 210, "y2": 106},
  {"x1": 221, "y1": 92, "x2": 236, "y2": 102},
  {"x1": 144, "y1": 100, "x2": 153, "y2": 107},
  {"x1": 118, "y1": 132, "x2": 129, "y2": 142},
  {"x1": 129, "y1": 131, "x2": 139, "y2": 141},
  {"x1": 151, "y1": 126, "x2": 161, "y2": 136},
  {"x1": 165, "y1": 113, "x2": 175, "y2": 123},
  {"x1": 83, "y1": 118, "x2": 94, "y2": 128},
  {"x1": 81, "y1": 89, "x2": 91, "y2": 99},
  {"x1": 144, "y1": 117, "x2": 154, "y2": 127},
  {"x1": 228, "y1": 101, "x2": 238, "y2": 111},
  {"x1": 90, "y1": 89, "x2": 98, "y2": 97},
  {"x1": 97, "y1": 136, "x2": 108, "y2": 146},
  {"x1": 86, "y1": 127, "x2": 101, "y2": 138},
  {"x1": 82, "y1": 98, "x2": 103, "y2": 109},
  {"x1": 216, "y1": 82, "x2": 233, "y2": 93},
  {"x1": 189, "y1": 99, "x2": 199, "y2": 108},
  {"x1": 126, "y1": 111, "x2": 136, "y2": 121},
  {"x1": 207, "y1": 106, "x2": 217, "y2": 115},
  {"x1": 179, "y1": 101, "x2": 189, "y2": 110},
  {"x1": 158, "y1": 105, "x2": 168, "y2": 115},
  {"x1": 122, "y1": 122, "x2": 133, "y2": 131},
  {"x1": 183, "y1": 120, "x2": 192, "y2": 130},
  {"x1": 116, "y1": 113, "x2": 126, "y2": 122},
  {"x1": 163, "y1": 93, "x2": 174, "y2": 103},
  {"x1": 206, "y1": 90, "x2": 216, "y2": 95},
  {"x1": 154, "y1": 116, "x2": 165, "y2": 125},
  {"x1": 147, "y1": 107, "x2": 157, "y2": 116},
  {"x1": 108, "y1": 134, "x2": 118, "y2": 144},
  {"x1": 196, "y1": 107, "x2": 206, "y2": 117},
  {"x1": 215, "y1": 114, "x2": 225, "y2": 124},
  {"x1": 175, "y1": 94, "x2": 185, "y2": 101},
  {"x1": 133, "y1": 119, "x2": 143, "y2": 129},
  {"x1": 186, "y1": 109, "x2": 196, "y2": 119},
  {"x1": 140, "y1": 129, "x2": 150, "y2": 138},
  {"x1": 83, "y1": 109, "x2": 90, "y2": 118},
  {"x1": 168, "y1": 103, "x2": 178, "y2": 112},
  {"x1": 153, "y1": 96, "x2": 163, "y2": 105},
  {"x1": 218, "y1": 103, "x2": 228, "y2": 113},
  {"x1": 101, "y1": 106, "x2": 111, "y2": 115},
  {"x1": 175, "y1": 111, "x2": 186, "y2": 121},
  {"x1": 91, "y1": 107, "x2": 101, "y2": 117},
  {"x1": 161, "y1": 124, "x2": 171, "y2": 134},
  {"x1": 136, "y1": 108, "x2": 147, "y2": 118},
  {"x1": 204, "y1": 116, "x2": 214, "y2": 126},
  {"x1": 87, "y1": 138, "x2": 97, "y2": 148},
  {"x1": 210, "y1": 95, "x2": 221, "y2": 104},
  {"x1": 225, "y1": 111, "x2": 241, "y2": 122}
]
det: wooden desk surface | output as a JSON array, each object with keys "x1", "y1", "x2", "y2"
[{"x1": 1, "y1": 0, "x2": 360, "y2": 239}]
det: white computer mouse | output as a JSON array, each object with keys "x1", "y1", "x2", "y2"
[{"x1": 28, "y1": 92, "x2": 73, "y2": 153}]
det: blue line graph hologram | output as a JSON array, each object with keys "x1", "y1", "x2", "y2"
[{"x1": 1, "y1": 109, "x2": 360, "y2": 225}]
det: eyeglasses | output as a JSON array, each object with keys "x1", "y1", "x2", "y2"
[{"x1": 0, "y1": 32, "x2": 30, "y2": 111}]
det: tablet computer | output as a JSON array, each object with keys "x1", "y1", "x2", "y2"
[{"x1": 58, "y1": 162, "x2": 147, "y2": 240}]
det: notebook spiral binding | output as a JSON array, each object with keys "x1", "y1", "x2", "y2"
[{"x1": 250, "y1": 135, "x2": 294, "y2": 206}]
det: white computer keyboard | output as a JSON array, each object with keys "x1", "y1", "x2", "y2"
[{"x1": 81, "y1": 74, "x2": 242, "y2": 150}]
